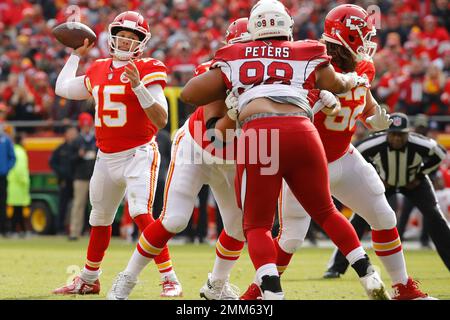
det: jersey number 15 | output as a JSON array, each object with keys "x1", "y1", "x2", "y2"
[{"x1": 92, "y1": 85, "x2": 127, "y2": 127}]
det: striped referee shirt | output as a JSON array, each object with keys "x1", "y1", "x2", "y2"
[{"x1": 356, "y1": 132, "x2": 447, "y2": 188}]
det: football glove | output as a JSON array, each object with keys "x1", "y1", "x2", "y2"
[
  {"x1": 225, "y1": 90, "x2": 239, "y2": 121},
  {"x1": 345, "y1": 72, "x2": 370, "y2": 88},
  {"x1": 366, "y1": 104, "x2": 393, "y2": 130}
]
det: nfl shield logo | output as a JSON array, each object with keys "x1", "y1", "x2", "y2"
[
  {"x1": 393, "y1": 117, "x2": 402, "y2": 127},
  {"x1": 108, "y1": 73, "x2": 113, "y2": 80}
]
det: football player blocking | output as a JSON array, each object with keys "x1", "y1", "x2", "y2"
[
  {"x1": 52, "y1": 11, "x2": 182, "y2": 297},
  {"x1": 110, "y1": 0, "x2": 388, "y2": 300},
  {"x1": 241, "y1": 4, "x2": 432, "y2": 300}
]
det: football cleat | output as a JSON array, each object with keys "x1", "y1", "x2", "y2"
[
  {"x1": 240, "y1": 283, "x2": 263, "y2": 300},
  {"x1": 323, "y1": 268, "x2": 342, "y2": 279},
  {"x1": 53, "y1": 276, "x2": 100, "y2": 295},
  {"x1": 107, "y1": 272, "x2": 137, "y2": 300},
  {"x1": 359, "y1": 270, "x2": 391, "y2": 300},
  {"x1": 260, "y1": 275, "x2": 284, "y2": 300},
  {"x1": 160, "y1": 276, "x2": 183, "y2": 297},
  {"x1": 263, "y1": 290, "x2": 285, "y2": 300},
  {"x1": 199, "y1": 273, "x2": 239, "y2": 300},
  {"x1": 392, "y1": 278, "x2": 437, "y2": 300}
]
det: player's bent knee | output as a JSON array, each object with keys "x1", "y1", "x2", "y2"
[
  {"x1": 225, "y1": 226, "x2": 245, "y2": 242},
  {"x1": 278, "y1": 238, "x2": 304, "y2": 254},
  {"x1": 372, "y1": 198, "x2": 397, "y2": 230},
  {"x1": 89, "y1": 210, "x2": 115, "y2": 226},
  {"x1": 161, "y1": 215, "x2": 189, "y2": 234},
  {"x1": 128, "y1": 205, "x2": 148, "y2": 219}
]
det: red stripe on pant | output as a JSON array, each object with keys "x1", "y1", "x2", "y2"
[
  {"x1": 274, "y1": 239, "x2": 293, "y2": 276},
  {"x1": 375, "y1": 247, "x2": 403, "y2": 256},
  {"x1": 85, "y1": 225, "x2": 112, "y2": 271},
  {"x1": 216, "y1": 230, "x2": 244, "y2": 260},
  {"x1": 137, "y1": 219, "x2": 175, "y2": 259},
  {"x1": 372, "y1": 228, "x2": 402, "y2": 257},
  {"x1": 134, "y1": 213, "x2": 172, "y2": 271}
]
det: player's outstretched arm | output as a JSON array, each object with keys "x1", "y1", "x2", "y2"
[
  {"x1": 180, "y1": 68, "x2": 227, "y2": 106},
  {"x1": 315, "y1": 64, "x2": 368, "y2": 94},
  {"x1": 125, "y1": 61, "x2": 168, "y2": 129},
  {"x1": 55, "y1": 38, "x2": 93, "y2": 100},
  {"x1": 134, "y1": 83, "x2": 168, "y2": 129},
  {"x1": 361, "y1": 90, "x2": 392, "y2": 131}
]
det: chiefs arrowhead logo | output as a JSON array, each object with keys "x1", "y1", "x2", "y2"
[{"x1": 346, "y1": 16, "x2": 367, "y2": 30}]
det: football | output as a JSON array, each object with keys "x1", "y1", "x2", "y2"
[{"x1": 52, "y1": 22, "x2": 97, "y2": 49}]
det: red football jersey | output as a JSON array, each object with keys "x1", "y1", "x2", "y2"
[
  {"x1": 212, "y1": 40, "x2": 330, "y2": 110},
  {"x1": 188, "y1": 60, "x2": 236, "y2": 161},
  {"x1": 84, "y1": 57, "x2": 167, "y2": 153},
  {"x1": 314, "y1": 60, "x2": 375, "y2": 163}
]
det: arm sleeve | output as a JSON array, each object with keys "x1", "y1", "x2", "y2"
[
  {"x1": 421, "y1": 142, "x2": 447, "y2": 176},
  {"x1": 211, "y1": 46, "x2": 233, "y2": 90},
  {"x1": 55, "y1": 55, "x2": 91, "y2": 100},
  {"x1": 146, "y1": 84, "x2": 168, "y2": 114}
]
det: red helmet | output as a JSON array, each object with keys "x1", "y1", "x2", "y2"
[
  {"x1": 322, "y1": 4, "x2": 377, "y2": 61},
  {"x1": 225, "y1": 18, "x2": 251, "y2": 44},
  {"x1": 108, "y1": 11, "x2": 151, "y2": 60}
]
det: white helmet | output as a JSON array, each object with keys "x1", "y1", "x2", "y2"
[{"x1": 248, "y1": 0, "x2": 294, "y2": 41}]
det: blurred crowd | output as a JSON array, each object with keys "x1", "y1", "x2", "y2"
[{"x1": 0, "y1": 0, "x2": 449, "y2": 129}]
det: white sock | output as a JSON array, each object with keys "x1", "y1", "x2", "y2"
[
  {"x1": 378, "y1": 252, "x2": 409, "y2": 285},
  {"x1": 160, "y1": 270, "x2": 177, "y2": 281},
  {"x1": 124, "y1": 249, "x2": 153, "y2": 279},
  {"x1": 345, "y1": 246, "x2": 367, "y2": 265},
  {"x1": 255, "y1": 263, "x2": 279, "y2": 286},
  {"x1": 211, "y1": 256, "x2": 237, "y2": 282},
  {"x1": 80, "y1": 268, "x2": 100, "y2": 283}
]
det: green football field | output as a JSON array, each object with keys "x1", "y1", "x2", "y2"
[{"x1": 0, "y1": 236, "x2": 448, "y2": 300}]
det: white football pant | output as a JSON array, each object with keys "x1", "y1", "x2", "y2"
[
  {"x1": 160, "y1": 122, "x2": 245, "y2": 242},
  {"x1": 278, "y1": 145, "x2": 397, "y2": 253},
  {"x1": 89, "y1": 140, "x2": 160, "y2": 226}
]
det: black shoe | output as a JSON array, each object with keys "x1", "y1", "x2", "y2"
[
  {"x1": 323, "y1": 268, "x2": 341, "y2": 279},
  {"x1": 260, "y1": 275, "x2": 282, "y2": 293},
  {"x1": 260, "y1": 275, "x2": 284, "y2": 300},
  {"x1": 68, "y1": 236, "x2": 78, "y2": 241}
]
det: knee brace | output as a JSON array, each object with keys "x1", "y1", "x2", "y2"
[
  {"x1": 224, "y1": 224, "x2": 245, "y2": 242},
  {"x1": 89, "y1": 210, "x2": 115, "y2": 227},
  {"x1": 371, "y1": 196, "x2": 397, "y2": 230},
  {"x1": 278, "y1": 237, "x2": 304, "y2": 254},
  {"x1": 161, "y1": 213, "x2": 190, "y2": 234}
]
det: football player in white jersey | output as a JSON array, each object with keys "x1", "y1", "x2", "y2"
[
  {"x1": 180, "y1": 0, "x2": 389, "y2": 300},
  {"x1": 238, "y1": 4, "x2": 432, "y2": 301}
]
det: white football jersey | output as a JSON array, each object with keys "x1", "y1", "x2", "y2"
[{"x1": 212, "y1": 39, "x2": 331, "y2": 111}]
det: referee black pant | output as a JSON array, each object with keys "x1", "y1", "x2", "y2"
[{"x1": 327, "y1": 176, "x2": 450, "y2": 273}]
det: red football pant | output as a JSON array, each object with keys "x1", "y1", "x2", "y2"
[{"x1": 235, "y1": 116, "x2": 361, "y2": 270}]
